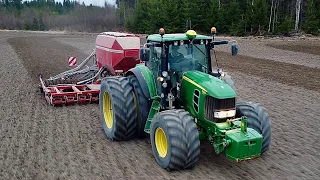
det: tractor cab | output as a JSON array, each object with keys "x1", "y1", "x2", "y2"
[
  {"x1": 139, "y1": 28, "x2": 237, "y2": 110},
  {"x1": 141, "y1": 30, "x2": 213, "y2": 80},
  {"x1": 140, "y1": 28, "x2": 237, "y2": 78},
  {"x1": 145, "y1": 31, "x2": 212, "y2": 73}
]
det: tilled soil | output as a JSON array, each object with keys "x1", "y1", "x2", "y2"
[
  {"x1": 266, "y1": 41, "x2": 320, "y2": 56},
  {"x1": 1, "y1": 31, "x2": 320, "y2": 179},
  {"x1": 215, "y1": 51, "x2": 320, "y2": 92},
  {"x1": 214, "y1": 36, "x2": 320, "y2": 69},
  {"x1": 7, "y1": 36, "x2": 88, "y2": 82}
]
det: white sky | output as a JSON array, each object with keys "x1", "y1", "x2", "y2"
[
  {"x1": 23, "y1": 0, "x2": 117, "y2": 7},
  {"x1": 63, "y1": 0, "x2": 116, "y2": 7}
]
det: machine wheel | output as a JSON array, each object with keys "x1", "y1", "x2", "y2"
[
  {"x1": 150, "y1": 109, "x2": 200, "y2": 171},
  {"x1": 99, "y1": 76, "x2": 137, "y2": 141},
  {"x1": 127, "y1": 75, "x2": 151, "y2": 138},
  {"x1": 235, "y1": 101, "x2": 271, "y2": 153}
]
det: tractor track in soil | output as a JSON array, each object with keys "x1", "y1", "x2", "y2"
[
  {"x1": 0, "y1": 31, "x2": 319, "y2": 179},
  {"x1": 266, "y1": 41, "x2": 320, "y2": 56}
]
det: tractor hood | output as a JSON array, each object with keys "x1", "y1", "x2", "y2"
[{"x1": 182, "y1": 71, "x2": 236, "y2": 99}]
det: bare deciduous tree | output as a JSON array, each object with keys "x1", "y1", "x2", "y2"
[{"x1": 295, "y1": 0, "x2": 302, "y2": 31}]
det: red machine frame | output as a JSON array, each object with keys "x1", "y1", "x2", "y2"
[
  {"x1": 39, "y1": 32, "x2": 141, "y2": 106},
  {"x1": 40, "y1": 77, "x2": 101, "y2": 105}
]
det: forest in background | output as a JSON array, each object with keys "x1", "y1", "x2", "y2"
[
  {"x1": 0, "y1": 0, "x2": 319, "y2": 36},
  {"x1": 0, "y1": 0, "x2": 119, "y2": 32}
]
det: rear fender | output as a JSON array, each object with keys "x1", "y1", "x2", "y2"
[{"x1": 125, "y1": 64, "x2": 157, "y2": 100}]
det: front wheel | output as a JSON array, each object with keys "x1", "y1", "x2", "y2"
[
  {"x1": 236, "y1": 101, "x2": 271, "y2": 153},
  {"x1": 150, "y1": 109, "x2": 200, "y2": 171}
]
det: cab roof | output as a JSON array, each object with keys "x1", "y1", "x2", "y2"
[{"x1": 147, "y1": 33, "x2": 212, "y2": 42}]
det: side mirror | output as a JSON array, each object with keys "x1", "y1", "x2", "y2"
[
  {"x1": 231, "y1": 41, "x2": 238, "y2": 56},
  {"x1": 139, "y1": 47, "x2": 150, "y2": 61}
]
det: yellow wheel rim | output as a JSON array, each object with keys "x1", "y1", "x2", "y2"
[
  {"x1": 155, "y1": 127, "x2": 168, "y2": 158},
  {"x1": 103, "y1": 91, "x2": 113, "y2": 128}
]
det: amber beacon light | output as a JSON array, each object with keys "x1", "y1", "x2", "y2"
[
  {"x1": 211, "y1": 27, "x2": 217, "y2": 35},
  {"x1": 159, "y1": 28, "x2": 165, "y2": 35}
]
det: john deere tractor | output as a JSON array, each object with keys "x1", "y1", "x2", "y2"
[{"x1": 99, "y1": 27, "x2": 271, "y2": 170}]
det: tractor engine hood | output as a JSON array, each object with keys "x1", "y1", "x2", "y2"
[{"x1": 182, "y1": 71, "x2": 236, "y2": 99}]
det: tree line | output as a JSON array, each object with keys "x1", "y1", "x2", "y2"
[
  {"x1": 0, "y1": 0, "x2": 319, "y2": 36},
  {"x1": 0, "y1": 0, "x2": 119, "y2": 32},
  {"x1": 118, "y1": 0, "x2": 319, "y2": 36}
]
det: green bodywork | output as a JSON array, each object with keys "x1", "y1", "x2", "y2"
[
  {"x1": 180, "y1": 71, "x2": 262, "y2": 160},
  {"x1": 134, "y1": 64, "x2": 158, "y2": 98},
  {"x1": 132, "y1": 32, "x2": 263, "y2": 162},
  {"x1": 225, "y1": 127, "x2": 262, "y2": 161},
  {"x1": 182, "y1": 71, "x2": 236, "y2": 98},
  {"x1": 181, "y1": 71, "x2": 235, "y2": 120}
]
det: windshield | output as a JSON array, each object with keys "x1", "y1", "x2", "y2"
[{"x1": 168, "y1": 43, "x2": 208, "y2": 73}]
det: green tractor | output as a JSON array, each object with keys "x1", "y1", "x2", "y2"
[{"x1": 99, "y1": 27, "x2": 271, "y2": 170}]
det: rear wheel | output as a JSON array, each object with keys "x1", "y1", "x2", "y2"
[
  {"x1": 99, "y1": 76, "x2": 137, "y2": 141},
  {"x1": 235, "y1": 101, "x2": 271, "y2": 153},
  {"x1": 127, "y1": 75, "x2": 151, "y2": 138},
  {"x1": 150, "y1": 109, "x2": 200, "y2": 171}
]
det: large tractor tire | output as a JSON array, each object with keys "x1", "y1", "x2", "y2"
[
  {"x1": 127, "y1": 75, "x2": 151, "y2": 138},
  {"x1": 235, "y1": 101, "x2": 271, "y2": 153},
  {"x1": 150, "y1": 109, "x2": 200, "y2": 171},
  {"x1": 99, "y1": 76, "x2": 137, "y2": 141}
]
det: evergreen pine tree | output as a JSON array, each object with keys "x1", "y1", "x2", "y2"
[
  {"x1": 303, "y1": 0, "x2": 319, "y2": 35},
  {"x1": 39, "y1": 17, "x2": 46, "y2": 31},
  {"x1": 32, "y1": 17, "x2": 39, "y2": 30}
]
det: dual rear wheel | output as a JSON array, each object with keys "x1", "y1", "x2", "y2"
[
  {"x1": 99, "y1": 75, "x2": 151, "y2": 140},
  {"x1": 99, "y1": 76, "x2": 201, "y2": 171},
  {"x1": 99, "y1": 76, "x2": 137, "y2": 140}
]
